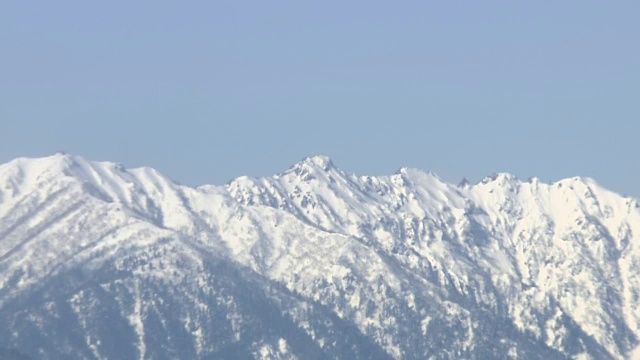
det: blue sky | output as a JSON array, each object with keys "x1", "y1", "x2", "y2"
[{"x1": 2, "y1": 1, "x2": 639, "y2": 196}]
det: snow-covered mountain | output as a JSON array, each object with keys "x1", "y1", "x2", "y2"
[{"x1": 0, "y1": 153, "x2": 639, "y2": 359}]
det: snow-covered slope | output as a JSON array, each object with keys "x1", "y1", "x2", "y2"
[{"x1": 0, "y1": 153, "x2": 639, "y2": 359}]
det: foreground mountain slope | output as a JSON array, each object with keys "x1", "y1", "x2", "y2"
[{"x1": 0, "y1": 154, "x2": 638, "y2": 359}]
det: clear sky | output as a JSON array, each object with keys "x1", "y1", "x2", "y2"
[{"x1": 2, "y1": 1, "x2": 639, "y2": 196}]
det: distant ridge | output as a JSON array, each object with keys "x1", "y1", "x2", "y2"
[{"x1": 0, "y1": 154, "x2": 639, "y2": 359}]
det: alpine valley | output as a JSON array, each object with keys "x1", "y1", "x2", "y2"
[{"x1": 1, "y1": 153, "x2": 639, "y2": 359}]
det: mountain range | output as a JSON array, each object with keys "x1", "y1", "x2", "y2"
[{"x1": 0, "y1": 153, "x2": 638, "y2": 359}]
